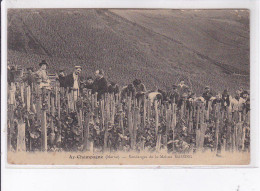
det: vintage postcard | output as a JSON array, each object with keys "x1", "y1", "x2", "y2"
[{"x1": 6, "y1": 9, "x2": 250, "y2": 165}]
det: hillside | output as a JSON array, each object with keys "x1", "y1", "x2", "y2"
[{"x1": 7, "y1": 9, "x2": 250, "y2": 94}]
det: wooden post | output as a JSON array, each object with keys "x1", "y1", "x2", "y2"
[
  {"x1": 195, "y1": 103, "x2": 201, "y2": 150},
  {"x1": 55, "y1": 82, "x2": 59, "y2": 107},
  {"x1": 78, "y1": 109, "x2": 84, "y2": 142},
  {"x1": 57, "y1": 90, "x2": 61, "y2": 119},
  {"x1": 26, "y1": 85, "x2": 31, "y2": 112},
  {"x1": 223, "y1": 138, "x2": 226, "y2": 152},
  {"x1": 206, "y1": 101, "x2": 211, "y2": 121},
  {"x1": 47, "y1": 91, "x2": 51, "y2": 113},
  {"x1": 94, "y1": 93, "x2": 98, "y2": 108},
  {"x1": 165, "y1": 107, "x2": 171, "y2": 149},
  {"x1": 156, "y1": 134, "x2": 161, "y2": 152},
  {"x1": 188, "y1": 107, "x2": 193, "y2": 134},
  {"x1": 142, "y1": 97, "x2": 147, "y2": 131},
  {"x1": 36, "y1": 94, "x2": 42, "y2": 123},
  {"x1": 9, "y1": 82, "x2": 16, "y2": 106},
  {"x1": 65, "y1": 88, "x2": 69, "y2": 114},
  {"x1": 147, "y1": 99, "x2": 151, "y2": 126},
  {"x1": 127, "y1": 97, "x2": 134, "y2": 149},
  {"x1": 227, "y1": 106, "x2": 232, "y2": 151},
  {"x1": 8, "y1": 104, "x2": 14, "y2": 151},
  {"x1": 17, "y1": 119, "x2": 26, "y2": 152},
  {"x1": 214, "y1": 103, "x2": 220, "y2": 151},
  {"x1": 119, "y1": 103, "x2": 124, "y2": 136},
  {"x1": 68, "y1": 91, "x2": 72, "y2": 112},
  {"x1": 118, "y1": 102, "x2": 125, "y2": 151},
  {"x1": 132, "y1": 107, "x2": 137, "y2": 149},
  {"x1": 100, "y1": 99, "x2": 105, "y2": 131},
  {"x1": 110, "y1": 94, "x2": 116, "y2": 125},
  {"x1": 50, "y1": 95, "x2": 55, "y2": 145},
  {"x1": 154, "y1": 101, "x2": 159, "y2": 136},
  {"x1": 199, "y1": 104, "x2": 207, "y2": 150},
  {"x1": 241, "y1": 124, "x2": 246, "y2": 151},
  {"x1": 41, "y1": 107, "x2": 47, "y2": 152},
  {"x1": 83, "y1": 112, "x2": 90, "y2": 151},
  {"x1": 103, "y1": 94, "x2": 110, "y2": 151},
  {"x1": 180, "y1": 102, "x2": 184, "y2": 119},
  {"x1": 171, "y1": 103, "x2": 176, "y2": 153},
  {"x1": 236, "y1": 112, "x2": 243, "y2": 151},
  {"x1": 20, "y1": 82, "x2": 25, "y2": 104}
]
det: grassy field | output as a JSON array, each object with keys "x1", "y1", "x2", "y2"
[{"x1": 7, "y1": 9, "x2": 249, "y2": 94}]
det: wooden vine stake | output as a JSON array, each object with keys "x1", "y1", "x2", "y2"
[
  {"x1": 41, "y1": 101, "x2": 48, "y2": 152},
  {"x1": 50, "y1": 95, "x2": 55, "y2": 145},
  {"x1": 214, "y1": 103, "x2": 220, "y2": 152},
  {"x1": 17, "y1": 119, "x2": 26, "y2": 152},
  {"x1": 171, "y1": 103, "x2": 177, "y2": 153}
]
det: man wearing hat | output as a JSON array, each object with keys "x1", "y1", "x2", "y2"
[
  {"x1": 202, "y1": 86, "x2": 213, "y2": 108},
  {"x1": 35, "y1": 60, "x2": 51, "y2": 89},
  {"x1": 57, "y1": 69, "x2": 67, "y2": 88},
  {"x1": 65, "y1": 66, "x2": 82, "y2": 101},
  {"x1": 221, "y1": 89, "x2": 231, "y2": 109},
  {"x1": 92, "y1": 69, "x2": 108, "y2": 100},
  {"x1": 177, "y1": 80, "x2": 190, "y2": 96}
]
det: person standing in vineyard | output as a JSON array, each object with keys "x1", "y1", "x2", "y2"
[
  {"x1": 221, "y1": 89, "x2": 231, "y2": 110},
  {"x1": 202, "y1": 86, "x2": 213, "y2": 108},
  {"x1": 35, "y1": 60, "x2": 51, "y2": 90},
  {"x1": 231, "y1": 91, "x2": 246, "y2": 112},
  {"x1": 57, "y1": 69, "x2": 67, "y2": 88},
  {"x1": 65, "y1": 66, "x2": 83, "y2": 101},
  {"x1": 92, "y1": 69, "x2": 108, "y2": 100},
  {"x1": 133, "y1": 79, "x2": 147, "y2": 104},
  {"x1": 177, "y1": 80, "x2": 190, "y2": 96}
]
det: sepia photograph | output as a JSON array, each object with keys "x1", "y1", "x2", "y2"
[{"x1": 6, "y1": 8, "x2": 250, "y2": 165}]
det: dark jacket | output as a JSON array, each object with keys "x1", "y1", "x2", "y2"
[
  {"x1": 64, "y1": 73, "x2": 83, "y2": 90},
  {"x1": 64, "y1": 73, "x2": 74, "y2": 88},
  {"x1": 23, "y1": 73, "x2": 35, "y2": 87},
  {"x1": 202, "y1": 91, "x2": 213, "y2": 101},
  {"x1": 202, "y1": 91, "x2": 213, "y2": 108},
  {"x1": 92, "y1": 77, "x2": 108, "y2": 100},
  {"x1": 58, "y1": 75, "x2": 67, "y2": 88},
  {"x1": 84, "y1": 82, "x2": 94, "y2": 90},
  {"x1": 222, "y1": 94, "x2": 230, "y2": 107},
  {"x1": 243, "y1": 98, "x2": 250, "y2": 113},
  {"x1": 135, "y1": 83, "x2": 146, "y2": 93},
  {"x1": 170, "y1": 91, "x2": 180, "y2": 104},
  {"x1": 108, "y1": 84, "x2": 119, "y2": 95}
]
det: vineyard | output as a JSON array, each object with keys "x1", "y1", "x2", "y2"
[{"x1": 7, "y1": 71, "x2": 250, "y2": 154}]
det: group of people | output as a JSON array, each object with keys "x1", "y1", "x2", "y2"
[{"x1": 8, "y1": 60, "x2": 250, "y2": 114}]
